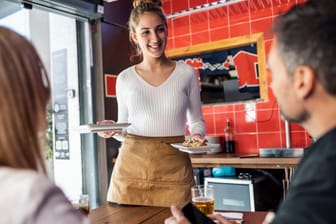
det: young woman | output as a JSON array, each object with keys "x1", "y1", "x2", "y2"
[
  {"x1": 98, "y1": 0, "x2": 206, "y2": 207},
  {"x1": 0, "y1": 27, "x2": 88, "y2": 224}
]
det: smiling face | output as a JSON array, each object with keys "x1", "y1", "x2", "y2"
[
  {"x1": 268, "y1": 38, "x2": 309, "y2": 123},
  {"x1": 131, "y1": 12, "x2": 167, "y2": 60}
]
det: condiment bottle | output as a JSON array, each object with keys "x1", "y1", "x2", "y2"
[{"x1": 224, "y1": 119, "x2": 235, "y2": 153}]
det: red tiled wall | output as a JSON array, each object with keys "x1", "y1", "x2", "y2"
[{"x1": 163, "y1": 0, "x2": 311, "y2": 153}]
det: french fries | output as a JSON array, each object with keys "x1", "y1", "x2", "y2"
[{"x1": 182, "y1": 139, "x2": 207, "y2": 147}]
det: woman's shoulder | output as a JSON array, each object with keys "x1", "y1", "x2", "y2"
[
  {"x1": 0, "y1": 168, "x2": 56, "y2": 221},
  {"x1": 175, "y1": 61, "x2": 195, "y2": 73},
  {"x1": 0, "y1": 167, "x2": 55, "y2": 196},
  {"x1": 118, "y1": 65, "x2": 136, "y2": 78},
  {"x1": 0, "y1": 167, "x2": 48, "y2": 183},
  {"x1": 116, "y1": 66, "x2": 137, "y2": 86},
  {"x1": 174, "y1": 61, "x2": 197, "y2": 80},
  {"x1": 0, "y1": 168, "x2": 88, "y2": 224}
]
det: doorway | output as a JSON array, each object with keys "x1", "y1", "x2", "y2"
[{"x1": 0, "y1": 1, "x2": 103, "y2": 208}]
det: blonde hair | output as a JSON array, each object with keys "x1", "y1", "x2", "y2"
[
  {"x1": 0, "y1": 27, "x2": 50, "y2": 173},
  {"x1": 133, "y1": 0, "x2": 162, "y2": 8},
  {"x1": 129, "y1": 0, "x2": 167, "y2": 62}
]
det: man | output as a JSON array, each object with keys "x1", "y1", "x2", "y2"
[{"x1": 165, "y1": 0, "x2": 336, "y2": 223}]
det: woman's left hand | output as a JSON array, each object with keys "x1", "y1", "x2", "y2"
[{"x1": 190, "y1": 134, "x2": 207, "y2": 144}]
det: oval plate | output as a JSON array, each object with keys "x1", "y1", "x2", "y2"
[{"x1": 170, "y1": 143, "x2": 220, "y2": 154}]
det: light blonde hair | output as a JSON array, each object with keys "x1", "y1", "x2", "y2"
[
  {"x1": 129, "y1": 0, "x2": 167, "y2": 62},
  {"x1": 0, "y1": 27, "x2": 50, "y2": 173},
  {"x1": 133, "y1": 0, "x2": 162, "y2": 8}
]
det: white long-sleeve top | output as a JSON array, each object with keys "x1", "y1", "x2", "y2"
[{"x1": 115, "y1": 62, "x2": 205, "y2": 140}]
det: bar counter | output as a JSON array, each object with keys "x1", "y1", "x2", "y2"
[{"x1": 190, "y1": 153, "x2": 301, "y2": 195}]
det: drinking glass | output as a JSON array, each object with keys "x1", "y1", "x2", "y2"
[
  {"x1": 191, "y1": 185, "x2": 215, "y2": 215},
  {"x1": 70, "y1": 194, "x2": 90, "y2": 215}
]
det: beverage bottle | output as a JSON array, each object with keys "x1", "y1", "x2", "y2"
[{"x1": 224, "y1": 119, "x2": 235, "y2": 153}]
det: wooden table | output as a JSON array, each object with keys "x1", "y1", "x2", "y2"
[
  {"x1": 89, "y1": 204, "x2": 267, "y2": 224},
  {"x1": 190, "y1": 153, "x2": 300, "y2": 195}
]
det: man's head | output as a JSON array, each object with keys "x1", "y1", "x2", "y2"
[{"x1": 268, "y1": 0, "x2": 336, "y2": 125}]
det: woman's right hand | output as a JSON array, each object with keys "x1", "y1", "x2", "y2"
[{"x1": 96, "y1": 120, "x2": 120, "y2": 138}]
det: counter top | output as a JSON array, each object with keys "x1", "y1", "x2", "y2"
[{"x1": 190, "y1": 153, "x2": 301, "y2": 169}]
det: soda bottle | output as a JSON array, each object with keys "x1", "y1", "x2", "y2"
[{"x1": 224, "y1": 119, "x2": 235, "y2": 153}]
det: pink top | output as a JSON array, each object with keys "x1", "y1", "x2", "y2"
[{"x1": 0, "y1": 167, "x2": 89, "y2": 224}]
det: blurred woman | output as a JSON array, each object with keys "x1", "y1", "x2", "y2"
[
  {"x1": 0, "y1": 26, "x2": 88, "y2": 224},
  {"x1": 98, "y1": 0, "x2": 206, "y2": 207}
]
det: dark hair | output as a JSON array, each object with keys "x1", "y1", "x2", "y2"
[
  {"x1": 128, "y1": 0, "x2": 167, "y2": 62},
  {"x1": 272, "y1": 0, "x2": 336, "y2": 95}
]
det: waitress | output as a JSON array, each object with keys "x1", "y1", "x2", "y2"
[{"x1": 98, "y1": 0, "x2": 206, "y2": 207}]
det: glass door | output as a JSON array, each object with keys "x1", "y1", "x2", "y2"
[{"x1": 0, "y1": 0, "x2": 104, "y2": 208}]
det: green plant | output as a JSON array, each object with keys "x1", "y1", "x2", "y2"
[{"x1": 45, "y1": 110, "x2": 53, "y2": 160}]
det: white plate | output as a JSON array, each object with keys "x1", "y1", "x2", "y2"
[
  {"x1": 75, "y1": 123, "x2": 131, "y2": 133},
  {"x1": 170, "y1": 143, "x2": 220, "y2": 154}
]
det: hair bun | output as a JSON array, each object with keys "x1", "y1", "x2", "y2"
[{"x1": 133, "y1": 0, "x2": 162, "y2": 8}]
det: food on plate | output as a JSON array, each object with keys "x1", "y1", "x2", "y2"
[{"x1": 182, "y1": 139, "x2": 207, "y2": 147}]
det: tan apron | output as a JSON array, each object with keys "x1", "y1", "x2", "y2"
[{"x1": 107, "y1": 134, "x2": 195, "y2": 207}]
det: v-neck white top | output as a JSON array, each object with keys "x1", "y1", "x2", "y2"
[{"x1": 115, "y1": 61, "x2": 205, "y2": 139}]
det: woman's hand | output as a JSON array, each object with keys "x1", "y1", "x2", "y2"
[
  {"x1": 96, "y1": 120, "x2": 120, "y2": 138},
  {"x1": 190, "y1": 134, "x2": 207, "y2": 144},
  {"x1": 164, "y1": 205, "x2": 191, "y2": 224}
]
